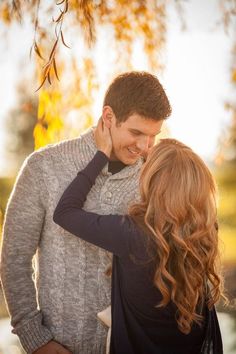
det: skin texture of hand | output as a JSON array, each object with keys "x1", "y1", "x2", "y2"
[
  {"x1": 94, "y1": 118, "x2": 112, "y2": 158},
  {"x1": 32, "y1": 341, "x2": 72, "y2": 354}
]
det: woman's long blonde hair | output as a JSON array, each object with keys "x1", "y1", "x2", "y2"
[{"x1": 129, "y1": 139, "x2": 224, "y2": 334}]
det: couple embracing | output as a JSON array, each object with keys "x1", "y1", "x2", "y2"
[{"x1": 1, "y1": 72, "x2": 224, "y2": 354}]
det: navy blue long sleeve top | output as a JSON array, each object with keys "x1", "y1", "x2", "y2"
[{"x1": 53, "y1": 151, "x2": 222, "y2": 354}]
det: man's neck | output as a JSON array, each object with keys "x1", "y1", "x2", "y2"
[{"x1": 108, "y1": 160, "x2": 127, "y2": 175}]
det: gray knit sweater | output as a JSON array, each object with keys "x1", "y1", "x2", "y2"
[{"x1": 0, "y1": 128, "x2": 142, "y2": 354}]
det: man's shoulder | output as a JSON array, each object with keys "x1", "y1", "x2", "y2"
[
  {"x1": 21, "y1": 127, "x2": 96, "y2": 176},
  {"x1": 25, "y1": 135, "x2": 87, "y2": 166}
]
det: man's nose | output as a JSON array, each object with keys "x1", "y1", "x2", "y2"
[{"x1": 136, "y1": 136, "x2": 150, "y2": 153}]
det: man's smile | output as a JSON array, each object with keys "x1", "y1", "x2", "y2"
[{"x1": 127, "y1": 147, "x2": 140, "y2": 156}]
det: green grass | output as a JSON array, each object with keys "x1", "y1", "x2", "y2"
[
  {"x1": 214, "y1": 163, "x2": 236, "y2": 265},
  {"x1": 219, "y1": 226, "x2": 236, "y2": 265}
]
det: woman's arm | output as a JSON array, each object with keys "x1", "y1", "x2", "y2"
[{"x1": 53, "y1": 151, "x2": 134, "y2": 257}]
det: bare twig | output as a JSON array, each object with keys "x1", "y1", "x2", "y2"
[
  {"x1": 35, "y1": 0, "x2": 69, "y2": 91},
  {"x1": 12, "y1": 0, "x2": 22, "y2": 22},
  {"x1": 30, "y1": 0, "x2": 43, "y2": 59}
]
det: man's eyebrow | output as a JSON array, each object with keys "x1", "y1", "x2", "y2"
[
  {"x1": 129, "y1": 128, "x2": 161, "y2": 136},
  {"x1": 129, "y1": 128, "x2": 142, "y2": 133}
]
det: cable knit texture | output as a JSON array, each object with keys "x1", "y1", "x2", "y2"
[{"x1": 0, "y1": 127, "x2": 142, "y2": 354}]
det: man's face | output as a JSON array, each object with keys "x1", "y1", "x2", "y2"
[{"x1": 109, "y1": 114, "x2": 164, "y2": 165}]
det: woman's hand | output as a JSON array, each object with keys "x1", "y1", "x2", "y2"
[{"x1": 94, "y1": 118, "x2": 112, "y2": 158}]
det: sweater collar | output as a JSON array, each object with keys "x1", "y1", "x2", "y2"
[{"x1": 81, "y1": 126, "x2": 98, "y2": 155}]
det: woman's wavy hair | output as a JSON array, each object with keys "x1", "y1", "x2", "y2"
[{"x1": 129, "y1": 138, "x2": 225, "y2": 334}]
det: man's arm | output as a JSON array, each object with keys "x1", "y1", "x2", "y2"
[{"x1": 0, "y1": 153, "x2": 54, "y2": 353}]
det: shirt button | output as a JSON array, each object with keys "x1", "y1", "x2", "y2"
[{"x1": 106, "y1": 191, "x2": 112, "y2": 198}]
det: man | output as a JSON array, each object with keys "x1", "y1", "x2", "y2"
[{"x1": 0, "y1": 71, "x2": 171, "y2": 354}]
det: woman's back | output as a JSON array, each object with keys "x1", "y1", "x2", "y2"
[{"x1": 109, "y1": 219, "x2": 206, "y2": 354}]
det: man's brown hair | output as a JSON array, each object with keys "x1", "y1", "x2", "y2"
[{"x1": 103, "y1": 71, "x2": 171, "y2": 122}]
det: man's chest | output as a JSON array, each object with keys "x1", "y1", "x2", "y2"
[{"x1": 83, "y1": 174, "x2": 140, "y2": 214}]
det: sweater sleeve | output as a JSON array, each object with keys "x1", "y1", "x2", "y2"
[
  {"x1": 53, "y1": 151, "x2": 135, "y2": 257},
  {"x1": 0, "y1": 154, "x2": 53, "y2": 353}
]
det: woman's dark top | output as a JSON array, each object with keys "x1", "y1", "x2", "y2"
[{"x1": 53, "y1": 151, "x2": 223, "y2": 354}]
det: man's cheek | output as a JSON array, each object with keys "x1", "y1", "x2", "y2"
[
  {"x1": 149, "y1": 138, "x2": 155, "y2": 148},
  {"x1": 142, "y1": 144, "x2": 155, "y2": 160}
]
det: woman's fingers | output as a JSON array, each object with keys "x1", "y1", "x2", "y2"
[{"x1": 94, "y1": 118, "x2": 113, "y2": 158}]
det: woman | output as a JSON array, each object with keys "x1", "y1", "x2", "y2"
[{"x1": 53, "y1": 123, "x2": 224, "y2": 354}]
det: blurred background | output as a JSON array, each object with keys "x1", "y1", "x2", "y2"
[{"x1": 0, "y1": 0, "x2": 235, "y2": 353}]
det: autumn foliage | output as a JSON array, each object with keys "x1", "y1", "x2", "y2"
[
  {"x1": 0, "y1": 0, "x2": 235, "y2": 151},
  {"x1": 0, "y1": 0, "x2": 170, "y2": 148}
]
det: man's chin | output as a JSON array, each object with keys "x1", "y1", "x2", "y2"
[
  {"x1": 120, "y1": 155, "x2": 141, "y2": 166},
  {"x1": 110, "y1": 150, "x2": 141, "y2": 165}
]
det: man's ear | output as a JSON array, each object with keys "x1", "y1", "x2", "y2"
[{"x1": 102, "y1": 106, "x2": 115, "y2": 128}]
